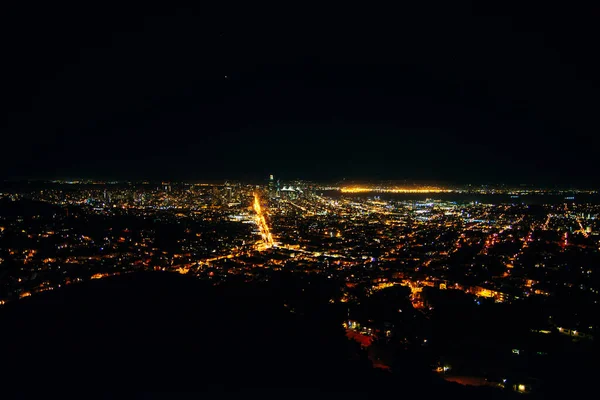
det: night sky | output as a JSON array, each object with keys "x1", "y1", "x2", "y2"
[{"x1": 2, "y1": 3, "x2": 599, "y2": 185}]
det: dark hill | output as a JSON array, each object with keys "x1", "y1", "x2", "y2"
[
  {"x1": 0, "y1": 198, "x2": 60, "y2": 218},
  {"x1": 0, "y1": 272, "x2": 511, "y2": 396}
]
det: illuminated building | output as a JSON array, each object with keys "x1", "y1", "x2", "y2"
[
  {"x1": 268, "y1": 174, "x2": 276, "y2": 198},
  {"x1": 226, "y1": 186, "x2": 233, "y2": 203},
  {"x1": 280, "y1": 186, "x2": 298, "y2": 200}
]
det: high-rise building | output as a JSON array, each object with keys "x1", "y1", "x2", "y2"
[{"x1": 268, "y1": 175, "x2": 275, "y2": 197}]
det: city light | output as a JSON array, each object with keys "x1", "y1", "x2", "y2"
[
  {"x1": 0, "y1": 179, "x2": 597, "y2": 397},
  {"x1": 253, "y1": 192, "x2": 274, "y2": 249},
  {"x1": 341, "y1": 186, "x2": 453, "y2": 194}
]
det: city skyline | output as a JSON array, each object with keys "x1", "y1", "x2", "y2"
[{"x1": 2, "y1": 176, "x2": 599, "y2": 191}]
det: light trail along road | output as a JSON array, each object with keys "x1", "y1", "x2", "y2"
[{"x1": 253, "y1": 192, "x2": 274, "y2": 249}]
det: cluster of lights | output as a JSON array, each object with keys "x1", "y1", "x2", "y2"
[
  {"x1": 253, "y1": 193, "x2": 274, "y2": 248},
  {"x1": 340, "y1": 187, "x2": 453, "y2": 194}
]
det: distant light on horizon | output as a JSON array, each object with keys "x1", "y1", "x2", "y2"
[{"x1": 340, "y1": 186, "x2": 453, "y2": 194}]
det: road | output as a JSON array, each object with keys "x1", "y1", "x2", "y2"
[{"x1": 253, "y1": 192, "x2": 274, "y2": 249}]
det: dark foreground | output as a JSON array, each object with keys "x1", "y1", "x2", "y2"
[{"x1": 0, "y1": 272, "x2": 520, "y2": 397}]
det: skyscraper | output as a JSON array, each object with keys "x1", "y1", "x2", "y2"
[{"x1": 268, "y1": 174, "x2": 275, "y2": 197}]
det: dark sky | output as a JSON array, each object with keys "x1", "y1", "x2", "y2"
[{"x1": 2, "y1": 2, "x2": 599, "y2": 185}]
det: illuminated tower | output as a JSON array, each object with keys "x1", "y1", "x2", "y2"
[{"x1": 268, "y1": 174, "x2": 275, "y2": 197}]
